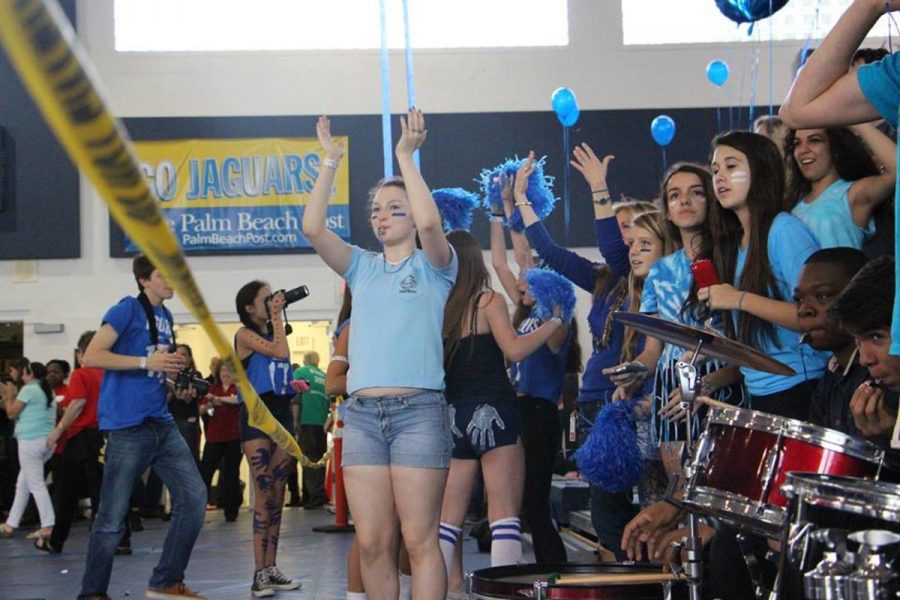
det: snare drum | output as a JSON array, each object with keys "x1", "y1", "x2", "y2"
[
  {"x1": 774, "y1": 473, "x2": 900, "y2": 599},
  {"x1": 684, "y1": 407, "x2": 887, "y2": 537},
  {"x1": 469, "y1": 563, "x2": 681, "y2": 599}
]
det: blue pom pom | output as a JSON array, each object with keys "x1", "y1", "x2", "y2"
[
  {"x1": 574, "y1": 401, "x2": 643, "y2": 493},
  {"x1": 477, "y1": 156, "x2": 556, "y2": 233},
  {"x1": 432, "y1": 187, "x2": 480, "y2": 232},
  {"x1": 525, "y1": 269, "x2": 576, "y2": 322}
]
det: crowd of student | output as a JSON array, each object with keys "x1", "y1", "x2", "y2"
[{"x1": 4, "y1": 2, "x2": 900, "y2": 599}]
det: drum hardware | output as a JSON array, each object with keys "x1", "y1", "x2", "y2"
[
  {"x1": 802, "y1": 528, "x2": 854, "y2": 600},
  {"x1": 736, "y1": 532, "x2": 774, "y2": 599},
  {"x1": 845, "y1": 530, "x2": 900, "y2": 600},
  {"x1": 756, "y1": 430, "x2": 785, "y2": 515}
]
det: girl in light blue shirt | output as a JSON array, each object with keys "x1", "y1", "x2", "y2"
[
  {"x1": 785, "y1": 124, "x2": 895, "y2": 249},
  {"x1": 302, "y1": 110, "x2": 457, "y2": 600},
  {"x1": 701, "y1": 131, "x2": 829, "y2": 420}
]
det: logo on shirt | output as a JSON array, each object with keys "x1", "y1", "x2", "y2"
[{"x1": 399, "y1": 274, "x2": 417, "y2": 294}]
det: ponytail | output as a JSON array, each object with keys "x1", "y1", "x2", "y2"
[{"x1": 27, "y1": 362, "x2": 53, "y2": 408}]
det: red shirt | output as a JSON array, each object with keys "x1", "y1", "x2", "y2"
[
  {"x1": 204, "y1": 384, "x2": 240, "y2": 443},
  {"x1": 61, "y1": 367, "x2": 102, "y2": 438}
]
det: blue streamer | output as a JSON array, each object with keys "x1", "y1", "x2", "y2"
[
  {"x1": 401, "y1": 0, "x2": 419, "y2": 170},
  {"x1": 379, "y1": 0, "x2": 393, "y2": 178},
  {"x1": 432, "y1": 188, "x2": 480, "y2": 232}
]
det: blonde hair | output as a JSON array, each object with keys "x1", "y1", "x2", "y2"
[{"x1": 303, "y1": 351, "x2": 320, "y2": 367}]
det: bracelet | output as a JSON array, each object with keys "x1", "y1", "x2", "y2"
[
  {"x1": 139, "y1": 356, "x2": 147, "y2": 370},
  {"x1": 591, "y1": 188, "x2": 609, "y2": 194},
  {"x1": 514, "y1": 200, "x2": 532, "y2": 207},
  {"x1": 663, "y1": 495, "x2": 684, "y2": 511},
  {"x1": 593, "y1": 196, "x2": 611, "y2": 206},
  {"x1": 737, "y1": 291, "x2": 748, "y2": 312},
  {"x1": 490, "y1": 216, "x2": 505, "y2": 223},
  {"x1": 322, "y1": 157, "x2": 340, "y2": 170},
  {"x1": 699, "y1": 376, "x2": 714, "y2": 396},
  {"x1": 491, "y1": 212, "x2": 505, "y2": 217},
  {"x1": 330, "y1": 355, "x2": 348, "y2": 364},
  {"x1": 549, "y1": 316, "x2": 564, "y2": 326}
]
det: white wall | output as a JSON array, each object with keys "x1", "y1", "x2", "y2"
[{"x1": 0, "y1": 0, "x2": 822, "y2": 364}]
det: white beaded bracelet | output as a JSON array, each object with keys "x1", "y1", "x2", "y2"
[
  {"x1": 322, "y1": 157, "x2": 340, "y2": 170},
  {"x1": 139, "y1": 356, "x2": 147, "y2": 370}
]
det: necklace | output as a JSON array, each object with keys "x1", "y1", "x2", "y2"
[{"x1": 383, "y1": 252, "x2": 414, "y2": 274}]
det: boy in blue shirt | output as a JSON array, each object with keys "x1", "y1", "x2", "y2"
[{"x1": 78, "y1": 255, "x2": 207, "y2": 600}]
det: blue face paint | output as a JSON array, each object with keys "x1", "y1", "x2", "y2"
[{"x1": 391, "y1": 211, "x2": 407, "y2": 217}]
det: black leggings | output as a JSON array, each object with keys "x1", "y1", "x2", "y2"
[{"x1": 519, "y1": 395, "x2": 567, "y2": 564}]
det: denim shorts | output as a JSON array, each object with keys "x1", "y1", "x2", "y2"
[{"x1": 342, "y1": 390, "x2": 452, "y2": 468}]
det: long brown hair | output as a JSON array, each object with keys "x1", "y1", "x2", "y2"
[
  {"x1": 709, "y1": 131, "x2": 783, "y2": 347},
  {"x1": 444, "y1": 230, "x2": 492, "y2": 366}
]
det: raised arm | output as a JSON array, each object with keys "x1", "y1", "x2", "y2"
[
  {"x1": 302, "y1": 115, "x2": 352, "y2": 274},
  {"x1": 780, "y1": 0, "x2": 891, "y2": 127},
  {"x1": 395, "y1": 109, "x2": 452, "y2": 268},
  {"x1": 490, "y1": 181, "x2": 524, "y2": 304},
  {"x1": 847, "y1": 121, "x2": 898, "y2": 225},
  {"x1": 482, "y1": 292, "x2": 563, "y2": 362}
]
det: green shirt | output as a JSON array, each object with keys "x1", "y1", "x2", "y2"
[
  {"x1": 292, "y1": 365, "x2": 329, "y2": 426},
  {"x1": 14, "y1": 381, "x2": 55, "y2": 441}
]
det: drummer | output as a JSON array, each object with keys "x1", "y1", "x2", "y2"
[
  {"x1": 828, "y1": 255, "x2": 900, "y2": 442},
  {"x1": 798, "y1": 248, "x2": 899, "y2": 445}
]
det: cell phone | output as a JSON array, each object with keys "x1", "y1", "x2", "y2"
[
  {"x1": 614, "y1": 363, "x2": 647, "y2": 375},
  {"x1": 691, "y1": 259, "x2": 720, "y2": 289}
]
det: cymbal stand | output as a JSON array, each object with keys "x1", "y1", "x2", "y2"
[{"x1": 675, "y1": 337, "x2": 706, "y2": 600}]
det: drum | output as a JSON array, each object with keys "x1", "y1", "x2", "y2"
[
  {"x1": 683, "y1": 407, "x2": 887, "y2": 538},
  {"x1": 469, "y1": 563, "x2": 682, "y2": 599},
  {"x1": 774, "y1": 473, "x2": 900, "y2": 599}
]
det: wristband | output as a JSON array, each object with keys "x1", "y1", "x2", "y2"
[
  {"x1": 737, "y1": 291, "x2": 748, "y2": 312},
  {"x1": 330, "y1": 355, "x2": 348, "y2": 364},
  {"x1": 549, "y1": 316, "x2": 564, "y2": 326},
  {"x1": 322, "y1": 157, "x2": 340, "y2": 169},
  {"x1": 490, "y1": 216, "x2": 505, "y2": 223},
  {"x1": 593, "y1": 196, "x2": 611, "y2": 206},
  {"x1": 591, "y1": 188, "x2": 609, "y2": 194},
  {"x1": 514, "y1": 200, "x2": 532, "y2": 207},
  {"x1": 491, "y1": 212, "x2": 505, "y2": 217},
  {"x1": 139, "y1": 356, "x2": 147, "y2": 370}
]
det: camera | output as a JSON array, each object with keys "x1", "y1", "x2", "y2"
[
  {"x1": 174, "y1": 369, "x2": 211, "y2": 396},
  {"x1": 267, "y1": 285, "x2": 309, "y2": 307}
]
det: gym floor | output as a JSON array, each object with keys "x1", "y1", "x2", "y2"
[{"x1": 1, "y1": 507, "x2": 523, "y2": 600}]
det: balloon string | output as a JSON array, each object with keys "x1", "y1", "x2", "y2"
[
  {"x1": 563, "y1": 125, "x2": 571, "y2": 241},
  {"x1": 661, "y1": 146, "x2": 668, "y2": 175}
]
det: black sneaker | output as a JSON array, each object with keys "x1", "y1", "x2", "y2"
[
  {"x1": 251, "y1": 569, "x2": 274, "y2": 598},
  {"x1": 265, "y1": 566, "x2": 300, "y2": 590}
]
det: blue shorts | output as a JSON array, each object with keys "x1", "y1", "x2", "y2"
[
  {"x1": 239, "y1": 393, "x2": 294, "y2": 443},
  {"x1": 449, "y1": 399, "x2": 522, "y2": 460},
  {"x1": 342, "y1": 390, "x2": 452, "y2": 469}
]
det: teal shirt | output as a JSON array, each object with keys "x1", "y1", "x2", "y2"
[
  {"x1": 792, "y1": 179, "x2": 874, "y2": 250},
  {"x1": 293, "y1": 364, "x2": 329, "y2": 426},
  {"x1": 14, "y1": 381, "x2": 55, "y2": 441}
]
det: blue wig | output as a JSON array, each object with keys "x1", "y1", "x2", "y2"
[
  {"x1": 478, "y1": 156, "x2": 556, "y2": 233},
  {"x1": 573, "y1": 400, "x2": 643, "y2": 493},
  {"x1": 432, "y1": 187, "x2": 480, "y2": 232},
  {"x1": 525, "y1": 269, "x2": 576, "y2": 322}
]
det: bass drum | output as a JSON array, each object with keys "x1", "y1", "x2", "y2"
[{"x1": 469, "y1": 563, "x2": 682, "y2": 599}]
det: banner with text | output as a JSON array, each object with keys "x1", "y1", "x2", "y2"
[{"x1": 129, "y1": 137, "x2": 350, "y2": 252}]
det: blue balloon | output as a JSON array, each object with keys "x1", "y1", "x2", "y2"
[
  {"x1": 551, "y1": 87, "x2": 579, "y2": 127},
  {"x1": 651, "y1": 115, "x2": 676, "y2": 147},
  {"x1": 706, "y1": 60, "x2": 730, "y2": 86},
  {"x1": 716, "y1": 0, "x2": 790, "y2": 24},
  {"x1": 560, "y1": 106, "x2": 580, "y2": 128}
]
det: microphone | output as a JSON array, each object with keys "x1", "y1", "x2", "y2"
[{"x1": 798, "y1": 332, "x2": 809, "y2": 345}]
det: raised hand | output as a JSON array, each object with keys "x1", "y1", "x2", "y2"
[
  {"x1": 514, "y1": 151, "x2": 535, "y2": 198},
  {"x1": 571, "y1": 143, "x2": 614, "y2": 191},
  {"x1": 396, "y1": 108, "x2": 427, "y2": 157},
  {"x1": 316, "y1": 115, "x2": 344, "y2": 161}
]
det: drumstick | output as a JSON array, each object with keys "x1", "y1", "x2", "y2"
[{"x1": 554, "y1": 572, "x2": 681, "y2": 585}]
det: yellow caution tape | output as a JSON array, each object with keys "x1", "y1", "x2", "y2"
[{"x1": 0, "y1": 0, "x2": 324, "y2": 468}]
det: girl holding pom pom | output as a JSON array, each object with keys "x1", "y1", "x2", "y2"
[
  {"x1": 302, "y1": 110, "x2": 457, "y2": 599},
  {"x1": 439, "y1": 229, "x2": 566, "y2": 595}
]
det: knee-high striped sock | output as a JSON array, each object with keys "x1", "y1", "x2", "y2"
[
  {"x1": 346, "y1": 593, "x2": 366, "y2": 600},
  {"x1": 439, "y1": 522, "x2": 462, "y2": 577},
  {"x1": 490, "y1": 517, "x2": 522, "y2": 566}
]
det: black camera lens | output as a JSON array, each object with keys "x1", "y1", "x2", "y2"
[{"x1": 283, "y1": 285, "x2": 309, "y2": 306}]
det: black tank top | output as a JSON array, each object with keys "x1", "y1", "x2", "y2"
[{"x1": 445, "y1": 333, "x2": 517, "y2": 404}]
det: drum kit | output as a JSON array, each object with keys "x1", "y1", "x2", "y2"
[{"x1": 464, "y1": 313, "x2": 900, "y2": 600}]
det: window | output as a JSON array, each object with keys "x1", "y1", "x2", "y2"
[
  {"x1": 114, "y1": 0, "x2": 568, "y2": 52},
  {"x1": 622, "y1": 0, "x2": 895, "y2": 45}
]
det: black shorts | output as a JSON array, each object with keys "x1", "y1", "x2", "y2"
[
  {"x1": 449, "y1": 398, "x2": 522, "y2": 460},
  {"x1": 239, "y1": 393, "x2": 294, "y2": 443}
]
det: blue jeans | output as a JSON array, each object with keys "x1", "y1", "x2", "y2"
[{"x1": 79, "y1": 419, "x2": 207, "y2": 597}]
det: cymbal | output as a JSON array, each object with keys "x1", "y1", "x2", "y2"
[{"x1": 611, "y1": 312, "x2": 796, "y2": 376}]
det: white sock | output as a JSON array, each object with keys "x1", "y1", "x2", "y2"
[
  {"x1": 439, "y1": 521, "x2": 463, "y2": 579},
  {"x1": 398, "y1": 571, "x2": 412, "y2": 600},
  {"x1": 346, "y1": 592, "x2": 366, "y2": 600},
  {"x1": 490, "y1": 517, "x2": 522, "y2": 566}
]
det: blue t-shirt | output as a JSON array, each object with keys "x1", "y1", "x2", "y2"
[
  {"x1": 858, "y1": 55, "x2": 900, "y2": 356},
  {"x1": 734, "y1": 213, "x2": 829, "y2": 396},
  {"x1": 792, "y1": 179, "x2": 874, "y2": 249},
  {"x1": 13, "y1": 381, "x2": 55, "y2": 441},
  {"x1": 97, "y1": 296, "x2": 174, "y2": 430},
  {"x1": 510, "y1": 311, "x2": 572, "y2": 403},
  {"x1": 343, "y1": 246, "x2": 458, "y2": 395},
  {"x1": 239, "y1": 332, "x2": 294, "y2": 401}
]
